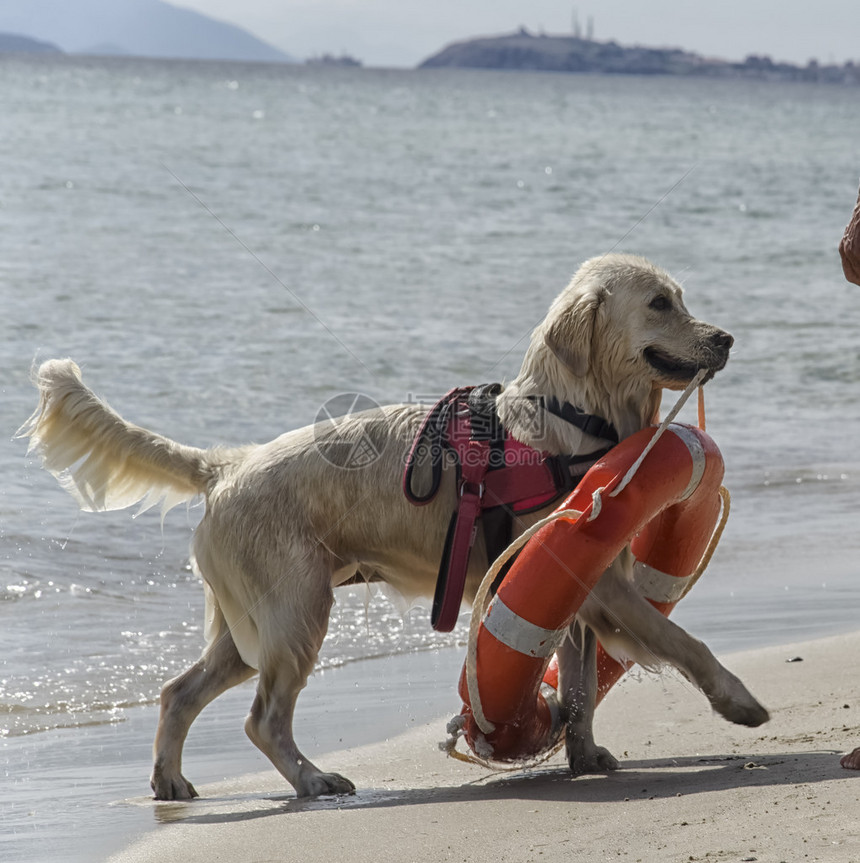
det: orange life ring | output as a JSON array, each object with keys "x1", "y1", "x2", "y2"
[{"x1": 457, "y1": 422, "x2": 724, "y2": 762}]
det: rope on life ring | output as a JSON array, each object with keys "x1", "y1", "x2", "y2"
[{"x1": 684, "y1": 483, "x2": 730, "y2": 598}]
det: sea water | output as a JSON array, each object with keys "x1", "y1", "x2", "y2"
[{"x1": 1, "y1": 54, "x2": 859, "y2": 861}]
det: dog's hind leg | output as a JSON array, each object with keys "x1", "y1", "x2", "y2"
[
  {"x1": 558, "y1": 624, "x2": 619, "y2": 775},
  {"x1": 151, "y1": 595, "x2": 255, "y2": 800},
  {"x1": 243, "y1": 558, "x2": 355, "y2": 799}
]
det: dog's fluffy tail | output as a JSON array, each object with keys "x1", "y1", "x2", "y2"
[{"x1": 19, "y1": 359, "x2": 226, "y2": 515}]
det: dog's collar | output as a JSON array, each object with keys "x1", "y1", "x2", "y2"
[{"x1": 528, "y1": 396, "x2": 619, "y2": 444}]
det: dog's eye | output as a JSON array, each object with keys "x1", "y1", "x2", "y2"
[{"x1": 649, "y1": 295, "x2": 672, "y2": 312}]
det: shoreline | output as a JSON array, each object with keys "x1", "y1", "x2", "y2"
[
  {"x1": 105, "y1": 631, "x2": 860, "y2": 863},
  {"x1": 1, "y1": 647, "x2": 467, "y2": 863}
]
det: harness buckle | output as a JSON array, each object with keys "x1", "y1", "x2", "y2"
[{"x1": 460, "y1": 480, "x2": 485, "y2": 499}]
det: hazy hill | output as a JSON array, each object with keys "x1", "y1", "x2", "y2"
[
  {"x1": 0, "y1": 0, "x2": 291, "y2": 63},
  {"x1": 0, "y1": 31, "x2": 62, "y2": 53}
]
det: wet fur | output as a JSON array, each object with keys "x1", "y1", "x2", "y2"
[{"x1": 20, "y1": 253, "x2": 768, "y2": 799}]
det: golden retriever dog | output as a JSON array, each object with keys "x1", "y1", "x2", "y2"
[{"x1": 20, "y1": 253, "x2": 768, "y2": 800}]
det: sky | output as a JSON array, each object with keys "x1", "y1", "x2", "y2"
[{"x1": 173, "y1": 0, "x2": 860, "y2": 68}]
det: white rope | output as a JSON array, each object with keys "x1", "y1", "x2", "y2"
[
  {"x1": 588, "y1": 369, "x2": 707, "y2": 520},
  {"x1": 440, "y1": 716, "x2": 566, "y2": 772},
  {"x1": 683, "y1": 484, "x2": 731, "y2": 597},
  {"x1": 465, "y1": 506, "x2": 584, "y2": 736}
]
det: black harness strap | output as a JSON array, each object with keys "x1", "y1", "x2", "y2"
[{"x1": 402, "y1": 388, "x2": 465, "y2": 506}]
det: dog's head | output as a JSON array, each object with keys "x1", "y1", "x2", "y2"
[
  {"x1": 542, "y1": 254, "x2": 733, "y2": 393},
  {"x1": 500, "y1": 253, "x2": 733, "y2": 450}
]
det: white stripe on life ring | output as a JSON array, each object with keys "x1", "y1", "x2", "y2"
[
  {"x1": 483, "y1": 595, "x2": 566, "y2": 658},
  {"x1": 633, "y1": 559, "x2": 693, "y2": 604},
  {"x1": 668, "y1": 423, "x2": 706, "y2": 501}
]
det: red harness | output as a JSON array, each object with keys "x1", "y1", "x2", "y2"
[{"x1": 402, "y1": 385, "x2": 615, "y2": 631}]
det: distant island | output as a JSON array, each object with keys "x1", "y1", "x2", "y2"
[
  {"x1": 419, "y1": 28, "x2": 860, "y2": 85},
  {"x1": 305, "y1": 53, "x2": 362, "y2": 68}
]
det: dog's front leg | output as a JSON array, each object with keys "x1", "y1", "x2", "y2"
[
  {"x1": 558, "y1": 623, "x2": 619, "y2": 775},
  {"x1": 580, "y1": 551, "x2": 770, "y2": 729}
]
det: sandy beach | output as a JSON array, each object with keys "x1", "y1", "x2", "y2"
[{"x1": 106, "y1": 631, "x2": 860, "y2": 863}]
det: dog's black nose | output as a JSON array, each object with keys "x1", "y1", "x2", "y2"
[{"x1": 711, "y1": 330, "x2": 734, "y2": 350}]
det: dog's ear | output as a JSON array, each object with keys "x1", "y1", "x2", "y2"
[{"x1": 544, "y1": 288, "x2": 604, "y2": 378}]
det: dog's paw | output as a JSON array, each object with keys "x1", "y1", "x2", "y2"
[
  {"x1": 708, "y1": 676, "x2": 770, "y2": 727},
  {"x1": 712, "y1": 694, "x2": 770, "y2": 728},
  {"x1": 150, "y1": 764, "x2": 199, "y2": 800},
  {"x1": 841, "y1": 747, "x2": 860, "y2": 770},
  {"x1": 565, "y1": 735, "x2": 620, "y2": 776},
  {"x1": 297, "y1": 770, "x2": 356, "y2": 798}
]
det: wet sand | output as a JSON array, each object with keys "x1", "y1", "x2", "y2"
[{"x1": 107, "y1": 631, "x2": 860, "y2": 863}]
